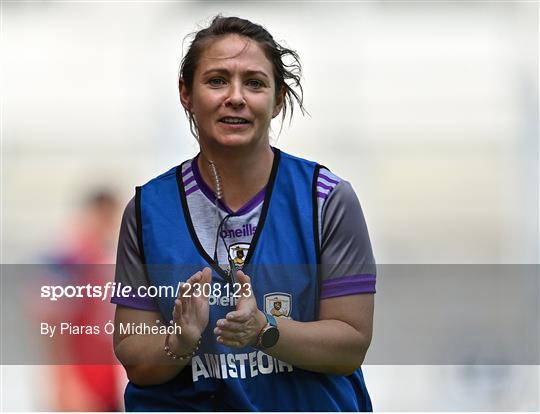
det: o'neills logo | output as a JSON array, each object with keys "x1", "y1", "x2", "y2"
[
  {"x1": 191, "y1": 351, "x2": 293, "y2": 382},
  {"x1": 208, "y1": 294, "x2": 238, "y2": 307},
  {"x1": 220, "y1": 224, "x2": 257, "y2": 239}
]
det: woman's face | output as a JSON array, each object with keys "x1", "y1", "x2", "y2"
[{"x1": 180, "y1": 34, "x2": 283, "y2": 150}]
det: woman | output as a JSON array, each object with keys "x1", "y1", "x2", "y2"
[{"x1": 113, "y1": 15, "x2": 376, "y2": 411}]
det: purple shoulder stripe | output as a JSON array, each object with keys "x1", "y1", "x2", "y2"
[
  {"x1": 320, "y1": 274, "x2": 376, "y2": 299},
  {"x1": 319, "y1": 173, "x2": 339, "y2": 185},
  {"x1": 185, "y1": 185, "x2": 200, "y2": 196},
  {"x1": 182, "y1": 165, "x2": 193, "y2": 177},
  {"x1": 111, "y1": 295, "x2": 159, "y2": 312},
  {"x1": 317, "y1": 181, "x2": 334, "y2": 191},
  {"x1": 317, "y1": 191, "x2": 330, "y2": 199}
]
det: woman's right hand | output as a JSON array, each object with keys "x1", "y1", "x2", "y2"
[{"x1": 170, "y1": 267, "x2": 212, "y2": 353}]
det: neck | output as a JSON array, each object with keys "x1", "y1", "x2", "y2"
[{"x1": 197, "y1": 142, "x2": 274, "y2": 212}]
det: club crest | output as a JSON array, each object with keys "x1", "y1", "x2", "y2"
[
  {"x1": 229, "y1": 243, "x2": 250, "y2": 268},
  {"x1": 264, "y1": 293, "x2": 292, "y2": 318}
]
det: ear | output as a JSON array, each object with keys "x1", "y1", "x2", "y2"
[
  {"x1": 179, "y1": 79, "x2": 192, "y2": 112},
  {"x1": 272, "y1": 86, "x2": 286, "y2": 119}
]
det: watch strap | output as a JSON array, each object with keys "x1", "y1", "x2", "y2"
[
  {"x1": 265, "y1": 312, "x2": 277, "y2": 328},
  {"x1": 256, "y1": 313, "x2": 279, "y2": 348}
]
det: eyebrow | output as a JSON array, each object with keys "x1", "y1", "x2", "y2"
[{"x1": 201, "y1": 68, "x2": 270, "y2": 79}]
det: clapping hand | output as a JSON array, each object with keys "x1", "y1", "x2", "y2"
[
  {"x1": 213, "y1": 270, "x2": 266, "y2": 348},
  {"x1": 171, "y1": 267, "x2": 212, "y2": 352}
]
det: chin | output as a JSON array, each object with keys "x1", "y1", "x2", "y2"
[{"x1": 209, "y1": 133, "x2": 262, "y2": 149}]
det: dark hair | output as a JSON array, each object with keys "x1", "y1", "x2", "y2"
[
  {"x1": 179, "y1": 15, "x2": 306, "y2": 137},
  {"x1": 84, "y1": 190, "x2": 117, "y2": 209}
]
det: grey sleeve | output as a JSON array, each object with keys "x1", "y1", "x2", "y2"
[
  {"x1": 319, "y1": 181, "x2": 376, "y2": 298},
  {"x1": 113, "y1": 197, "x2": 158, "y2": 310}
]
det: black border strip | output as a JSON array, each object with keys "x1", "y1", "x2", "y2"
[
  {"x1": 135, "y1": 186, "x2": 147, "y2": 265},
  {"x1": 244, "y1": 148, "x2": 281, "y2": 266},
  {"x1": 312, "y1": 164, "x2": 324, "y2": 265},
  {"x1": 313, "y1": 164, "x2": 325, "y2": 316}
]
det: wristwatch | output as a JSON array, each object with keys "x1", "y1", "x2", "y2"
[{"x1": 256, "y1": 313, "x2": 280, "y2": 349}]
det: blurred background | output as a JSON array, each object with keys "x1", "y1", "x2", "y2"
[{"x1": 2, "y1": 0, "x2": 539, "y2": 411}]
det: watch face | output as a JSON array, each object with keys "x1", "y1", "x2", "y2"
[{"x1": 261, "y1": 326, "x2": 280, "y2": 348}]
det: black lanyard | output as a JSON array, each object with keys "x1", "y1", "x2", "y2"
[{"x1": 213, "y1": 213, "x2": 237, "y2": 285}]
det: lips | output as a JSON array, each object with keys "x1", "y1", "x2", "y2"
[{"x1": 219, "y1": 116, "x2": 250, "y2": 124}]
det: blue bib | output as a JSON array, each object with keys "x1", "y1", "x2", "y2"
[{"x1": 125, "y1": 149, "x2": 372, "y2": 411}]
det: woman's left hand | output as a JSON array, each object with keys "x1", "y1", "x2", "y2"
[{"x1": 213, "y1": 270, "x2": 266, "y2": 348}]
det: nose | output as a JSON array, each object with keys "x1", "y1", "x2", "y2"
[{"x1": 224, "y1": 82, "x2": 246, "y2": 108}]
